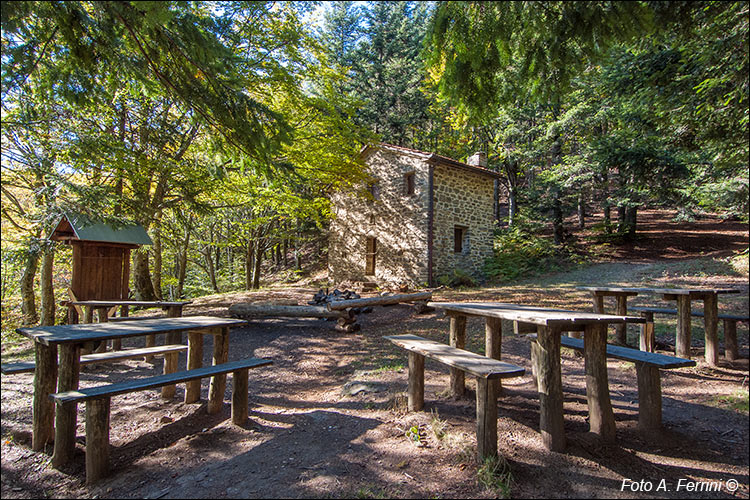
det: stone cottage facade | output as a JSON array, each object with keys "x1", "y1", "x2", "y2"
[{"x1": 329, "y1": 143, "x2": 504, "y2": 287}]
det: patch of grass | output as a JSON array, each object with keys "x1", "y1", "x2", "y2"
[
  {"x1": 477, "y1": 455, "x2": 513, "y2": 498},
  {"x1": 430, "y1": 409, "x2": 447, "y2": 442},
  {"x1": 373, "y1": 363, "x2": 404, "y2": 373},
  {"x1": 712, "y1": 390, "x2": 749, "y2": 414},
  {"x1": 354, "y1": 484, "x2": 388, "y2": 499}
]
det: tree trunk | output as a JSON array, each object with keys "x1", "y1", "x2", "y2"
[
  {"x1": 252, "y1": 239, "x2": 264, "y2": 289},
  {"x1": 577, "y1": 192, "x2": 586, "y2": 229},
  {"x1": 40, "y1": 244, "x2": 55, "y2": 326},
  {"x1": 552, "y1": 191, "x2": 564, "y2": 245},
  {"x1": 175, "y1": 219, "x2": 192, "y2": 299},
  {"x1": 151, "y1": 215, "x2": 163, "y2": 300},
  {"x1": 20, "y1": 246, "x2": 40, "y2": 326},
  {"x1": 132, "y1": 249, "x2": 157, "y2": 301},
  {"x1": 508, "y1": 185, "x2": 518, "y2": 227},
  {"x1": 245, "y1": 239, "x2": 254, "y2": 290},
  {"x1": 205, "y1": 248, "x2": 219, "y2": 292},
  {"x1": 625, "y1": 206, "x2": 637, "y2": 238}
]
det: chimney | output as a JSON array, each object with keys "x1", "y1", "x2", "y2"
[{"x1": 467, "y1": 152, "x2": 487, "y2": 168}]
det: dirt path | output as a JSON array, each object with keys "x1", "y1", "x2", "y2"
[{"x1": 1, "y1": 209, "x2": 748, "y2": 499}]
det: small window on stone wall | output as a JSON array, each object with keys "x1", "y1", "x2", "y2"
[
  {"x1": 368, "y1": 182, "x2": 380, "y2": 200},
  {"x1": 404, "y1": 172, "x2": 415, "y2": 196},
  {"x1": 454, "y1": 226, "x2": 468, "y2": 253}
]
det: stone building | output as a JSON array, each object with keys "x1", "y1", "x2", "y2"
[{"x1": 329, "y1": 143, "x2": 504, "y2": 287}]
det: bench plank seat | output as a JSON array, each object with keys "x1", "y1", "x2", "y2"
[
  {"x1": 50, "y1": 358, "x2": 271, "y2": 405},
  {"x1": 49, "y1": 357, "x2": 271, "y2": 484},
  {"x1": 629, "y1": 306, "x2": 749, "y2": 321},
  {"x1": 1, "y1": 345, "x2": 188, "y2": 375},
  {"x1": 385, "y1": 334, "x2": 525, "y2": 379},
  {"x1": 385, "y1": 334, "x2": 524, "y2": 461},
  {"x1": 559, "y1": 336, "x2": 696, "y2": 369}
]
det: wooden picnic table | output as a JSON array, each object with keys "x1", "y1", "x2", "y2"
[
  {"x1": 427, "y1": 301, "x2": 644, "y2": 451},
  {"x1": 576, "y1": 286, "x2": 740, "y2": 365},
  {"x1": 16, "y1": 316, "x2": 246, "y2": 467},
  {"x1": 65, "y1": 300, "x2": 193, "y2": 351}
]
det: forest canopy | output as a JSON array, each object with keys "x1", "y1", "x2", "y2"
[{"x1": 2, "y1": 1, "x2": 747, "y2": 329}]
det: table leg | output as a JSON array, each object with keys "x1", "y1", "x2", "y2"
[
  {"x1": 208, "y1": 327, "x2": 230, "y2": 414},
  {"x1": 166, "y1": 306, "x2": 183, "y2": 345},
  {"x1": 81, "y1": 307, "x2": 95, "y2": 355},
  {"x1": 52, "y1": 344, "x2": 81, "y2": 468},
  {"x1": 95, "y1": 308, "x2": 108, "y2": 353},
  {"x1": 185, "y1": 331, "x2": 203, "y2": 403},
  {"x1": 591, "y1": 292, "x2": 604, "y2": 313},
  {"x1": 449, "y1": 314, "x2": 467, "y2": 398},
  {"x1": 724, "y1": 319, "x2": 738, "y2": 361},
  {"x1": 534, "y1": 325, "x2": 565, "y2": 452},
  {"x1": 584, "y1": 323, "x2": 616, "y2": 442},
  {"x1": 640, "y1": 312, "x2": 655, "y2": 352},
  {"x1": 703, "y1": 294, "x2": 719, "y2": 366},
  {"x1": 615, "y1": 295, "x2": 628, "y2": 346},
  {"x1": 485, "y1": 317, "x2": 502, "y2": 396},
  {"x1": 32, "y1": 343, "x2": 58, "y2": 451},
  {"x1": 675, "y1": 296, "x2": 692, "y2": 359}
]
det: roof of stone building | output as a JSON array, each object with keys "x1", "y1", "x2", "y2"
[{"x1": 360, "y1": 143, "x2": 502, "y2": 179}]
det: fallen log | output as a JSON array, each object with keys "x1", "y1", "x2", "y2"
[
  {"x1": 229, "y1": 304, "x2": 351, "y2": 319},
  {"x1": 326, "y1": 292, "x2": 433, "y2": 311}
]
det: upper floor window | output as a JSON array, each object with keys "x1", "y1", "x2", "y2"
[{"x1": 404, "y1": 172, "x2": 415, "y2": 196}]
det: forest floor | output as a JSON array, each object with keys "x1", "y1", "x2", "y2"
[{"x1": 1, "y1": 209, "x2": 748, "y2": 499}]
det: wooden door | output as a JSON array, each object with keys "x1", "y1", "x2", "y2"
[{"x1": 365, "y1": 237, "x2": 377, "y2": 276}]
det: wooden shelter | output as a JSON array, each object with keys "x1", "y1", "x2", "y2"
[{"x1": 50, "y1": 213, "x2": 152, "y2": 307}]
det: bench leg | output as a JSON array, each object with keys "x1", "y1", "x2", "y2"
[
  {"x1": 449, "y1": 314, "x2": 466, "y2": 398},
  {"x1": 535, "y1": 326, "x2": 565, "y2": 452},
  {"x1": 32, "y1": 343, "x2": 57, "y2": 452},
  {"x1": 675, "y1": 296, "x2": 692, "y2": 359},
  {"x1": 530, "y1": 340, "x2": 539, "y2": 386},
  {"x1": 724, "y1": 319, "x2": 738, "y2": 361},
  {"x1": 703, "y1": 294, "x2": 719, "y2": 367},
  {"x1": 485, "y1": 317, "x2": 502, "y2": 396},
  {"x1": 639, "y1": 312, "x2": 654, "y2": 352},
  {"x1": 86, "y1": 398, "x2": 110, "y2": 484},
  {"x1": 584, "y1": 324, "x2": 616, "y2": 443},
  {"x1": 185, "y1": 331, "x2": 203, "y2": 403},
  {"x1": 476, "y1": 377, "x2": 498, "y2": 460},
  {"x1": 636, "y1": 363, "x2": 661, "y2": 432},
  {"x1": 615, "y1": 295, "x2": 628, "y2": 346},
  {"x1": 52, "y1": 344, "x2": 80, "y2": 468},
  {"x1": 408, "y1": 351, "x2": 425, "y2": 411},
  {"x1": 144, "y1": 334, "x2": 156, "y2": 361},
  {"x1": 208, "y1": 327, "x2": 229, "y2": 414},
  {"x1": 161, "y1": 352, "x2": 179, "y2": 399},
  {"x1": 232, "y1": 369, "x2": 249, "y2": 425}
]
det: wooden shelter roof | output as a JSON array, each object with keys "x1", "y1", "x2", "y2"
[{"x1": 49, "y1": 213, "x2": 152, "y2": 246}]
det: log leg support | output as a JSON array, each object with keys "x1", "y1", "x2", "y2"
[
  {"x1": 636, "y1": 363, "x2": 662, "y2": 432},
  {"x1": 703, "y1": 294, "x2": 719, "y2": 367},
  {"x1": 449, "y1": 314, "x2": 467, "y2": 398},
  {"x1": 407, "y1": 351, "x2": 425, "y2": 412},
  {"x1": 161, "y1": 352, "x2": 179, "y2": 399},
  {"x1": 485, "y1": 317, "x2": 503, "y2": 397},
  {"x1": 232, "y1": 369, "x2": 249, "y2": 425},
  {"x1": 675, "y1": 296, "x2": 692, "y2": 359},
  {"x1": 724, "y1": 319, "x2": 738, "y2": 361},
  {"x1": 535, "y1": 326, "x2": 565, "y2": 452},
  {"x1": 476, "y1": 377, "x2": 498, "y2": 461},
  {"x1": 185, "y1": 331, "x2": 203, "y2": 404},
  {"x1": 85, "y1": 398, "x2": 110, "y2": 484},
  {"x1": 208, "y1": 327, "x2": 229, "y2": 414},
  {"x1": 144, "y1": 334, "x2": 156, "y2": 361},
  {"x1": 32, "y1": 343, "x2": 57, "y2": 452},
  {"x1": 584, "y1": 324, "x2": 616, "y2": 443},
  {"x1": 615, "y1": 295, "x2": 628, "y2": 346},
  {"x1": 639, "y1": 312, "x2": 655, "y2": 352},
  {"x1": 52, "y1": 344, "x2": 80, "y2": 468}
]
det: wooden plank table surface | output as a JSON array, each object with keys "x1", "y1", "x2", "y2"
[
  {"x1": 16, "y1": 316, "x2": 247, "y2": 467},
  {"x1": 427, "y1": 301, "x2": 644, "y2": 452},
  {"x1": 576, "y1": 286, "x2": 740, "y2": 365}
]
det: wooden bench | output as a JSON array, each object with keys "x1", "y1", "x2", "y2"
[
  {"x1": 384, "y1": 334, "x2": 525, "y2": 460},
  {"x1": 49, "y1": 357, "x2": 272, "y2": 484},
  {"x1": 528, "y1": 334, "x2": 695, "y2": 431},
  {"x1": 1, "y1": 345, "x2": 188, "y2": 376},
  {"x1": 630, "y1": 306, "x2": 749, "y2": 360}
]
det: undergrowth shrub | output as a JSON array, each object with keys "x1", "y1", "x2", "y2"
[
  {"x1": 484, "y1": 222, "x2": 559, "y2": 281},
  {"x1": 437, "y1": 268, "x2": 478, "y2": 288}
]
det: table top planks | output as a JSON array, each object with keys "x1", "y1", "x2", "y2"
[
  {"x1": 575, "y1": 286, "x2": 740, "y2": 295},
  {"x1": 66, "y1": 300, "x2": 193, "y2": 307},
  {"x1": 384, "y1": 334, "x2": 525, "y2": 379},
  {"x1": 16, "y1": 316, "x2": 247, "y2": 346},
  {"x1": 427, "y1": 302, "x2": 645, "y2": 327}
]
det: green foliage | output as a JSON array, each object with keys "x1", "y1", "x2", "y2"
[
  {"x1": 436, "y1": 268, "x2": 478, "y2": 288},
  {"x1": 484, "y1": 221, "x2": 561, "y2": 282},
  {"x1": 477, "y1": 455, "x2": 513, "y2": 498},
  {"x1": 712, "y1": 390, "x2": 749, "y2": 415}
]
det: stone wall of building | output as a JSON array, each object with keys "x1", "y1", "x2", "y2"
[
  {"x1": 431, "y1": 162, "x2": 496, "y2": 281},
  {"x1": 328, "y1": 148, "x2": 430, "y2": 287}
]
